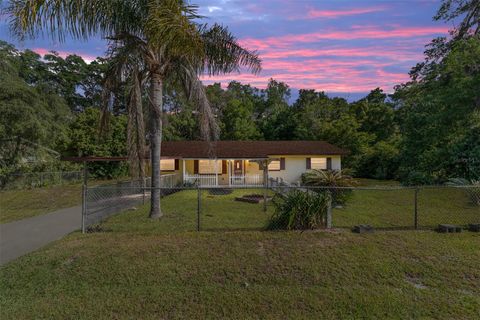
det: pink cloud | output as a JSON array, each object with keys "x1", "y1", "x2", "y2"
[
  {"x1": 258, "y1": 46, "x2": 423, "y2": 62},
  {"x1": 307, "y1": 7, "x2": 386, "y2": 19},
  {"x1": 32, "y1": 48, "x2": 97, "y2": 63},
  {"x1": 201, "y1": 63, "x2": 410, "y2": 94},
  {"x1": 199, "y1": 25, "x2": 441, "y2": 93},
  {"x1": 240, "y1": 26, "x2": 448, "y2": 50}
]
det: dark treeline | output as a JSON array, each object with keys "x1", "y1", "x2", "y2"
[{"x1": 1, "y1": 0, "x2": 479, "y2": 184}]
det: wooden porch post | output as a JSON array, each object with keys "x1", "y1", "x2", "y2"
[
  {"x1": 215, "y1": 159, "x2": 219, "y2": 186},
  {"x1": 182, "y1": 159, "x2": 186, "y2": 184},
  {"x1": 227, "y1": 160, "x2": 231, "y2": 186},
  {"x1": 263, "y1": 159, "x2": 269, "y2": 212}
]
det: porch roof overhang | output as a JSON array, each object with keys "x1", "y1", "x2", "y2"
[{"x1": 180, "y1": 157, "x2": 269, "y2": 160}]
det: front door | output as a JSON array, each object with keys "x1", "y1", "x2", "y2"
[{"x1": 233, "y1": 160, "x2": 243, "y2": 175}]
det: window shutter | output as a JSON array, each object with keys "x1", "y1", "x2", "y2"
[
  {"x1": 194, "y1": 160, "x2": 199, "y2": 174},
  {"x1": 222, "y1": 160, "x2": 227, "y2": 174},
  {"x1": 306, "y1": 158, "x2": 311, "y2": 169},
  {"x1": 174, "y1": 159, "x2": 179, "y2": 170},
  {"x1": 280, "y1": 158, "x2": 286, "y2": 170},
  {"x1": 327, "y1": 157, "x2": 332, "y2": 170}
]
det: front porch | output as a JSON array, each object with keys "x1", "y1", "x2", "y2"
[{"x1": 181, "y1": 159, "x2": 266, "y2": 187}]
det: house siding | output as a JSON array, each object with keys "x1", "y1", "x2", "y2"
[
  {"x1": 248, "y1": 155, "x2": 342, "y2": 184},
  {"x1": 162, "y1": 155, "x2": 342, "y2": 185}
]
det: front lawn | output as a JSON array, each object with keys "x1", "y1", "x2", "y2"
[
  {"x1": 0, "y1": 184, "x2": 82, "y2": 224},
  {"x1": 1, "y1": 187, "x2": 479, "y2": 319},
  {"x1": 333, "y1": 187, "x2": 479, "y2": 229},
  {"x1": 0, "y1": 180, "x2": 120, "y2": 224},
  {"x1": 102, "y1": 188, "x2": 273, "y2": 233},
  {"x1": 103, "y1": 186, "x2": 478, "y2": 233}
]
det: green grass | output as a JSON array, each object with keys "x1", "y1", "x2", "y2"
[
  {"x1": 0, "y1": 180, "x2": 123, "y2": 224},
  {"x1": 1, "y1": 225, "x2": 479, "y2": 319},
  {"x1": 0, "y1": 184, "x2": 82, "y2": 224},
  {"x1": 333, "y1": 187, "x2": 479, "y2": 229},
  {"x1": 1, "y1": 183, "x2": 479, "y2": 319},
  {"x1": 99, "y1": 189, "x2": 273, "y2": 234}
]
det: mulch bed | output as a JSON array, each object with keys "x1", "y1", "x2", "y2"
[
  {"x1": 235, "y1": 194, "x2": 272, "y2": 203},
  {"x1": 208, "y1": 188, "x2": 234, "y2": 195}
]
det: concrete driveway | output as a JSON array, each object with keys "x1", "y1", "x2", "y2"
[{"x1": 0, "y1": 206, "x2": 81, "y2": 265}]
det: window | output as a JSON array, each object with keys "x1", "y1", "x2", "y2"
[
  {"x1": 199, "y1": 160, "x2": 221, "y2": 174},
  {"x1": 160, "y1": 159, "x2": 175, "y2": 171},
  {"x1": 311, "y1": 158, "x2": 327, "y2": 170},
  {"x1": 268, "y1": 160, "x2": 281, "y2": 171}
]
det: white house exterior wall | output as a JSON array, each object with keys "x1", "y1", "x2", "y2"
[
  {"x1": 247, "y1": 155, "x2": 342, "y2": 184},
  {"x1": 161, "y1": 155, "x2": 342, "y2": 186}
]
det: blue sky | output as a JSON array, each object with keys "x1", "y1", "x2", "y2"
[{"x1": 0, "y1": 0, "x2": 451, "y2": 100}]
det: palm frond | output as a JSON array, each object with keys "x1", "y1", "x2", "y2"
[
  {"x1": 145, "y1": 0, "x2": 204, "y2": 59},
  {"x1": 5, "y1": 0, "x2": 146, "y2": 41},
  {"x1": 101, "y1": 36, "x2": 149, "y2": 178},
  {"x1": 200, "y1": 23, "x2": 262, "y2": 76},
  {"x1": 176, "y1": 65, "x2": 219, "y2": 141}
]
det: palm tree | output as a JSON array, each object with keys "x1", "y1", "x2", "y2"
[
  {"x1": 6, "y1": 0, "x2": 261, "y2": 218},
  {"x1": 100, "y1": 49, "x2": 148, "y2": 181}
]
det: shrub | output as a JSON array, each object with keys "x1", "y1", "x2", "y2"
[
  {"x1": 400, "y1": 170, "x2": 434, "y2": 186},
  {"x1": 301, "y1": 169, "x2": 358, "y2": 205},
  {"x1": 267, "y1": 189, "x2": 331, "y2": 230}
]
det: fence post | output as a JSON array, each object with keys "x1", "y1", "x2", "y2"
[
  {"x1": 263, "y1": 184, "x2": 268, "y2": 212},
  {"x1": 414, "y1": 188, "x2": 419, "y2": 230},
  {"x1": 263, "y1": 162, "x2": 268, "y2": 212},
  {"x1": 326, "y1": 190, "x2": 332, "y2": 229},
  {"x1": 81, "y1": 161, "x2": 88, "y2": 233},
  {"x1": 82, "y1": 184, "x2": 86, "y2": 233},
  {"x1": 197, "y1": 186, "x2": 201, "y2": 231},
  {"x1": 142, "y1": 177, "x2": 146, "y2": 205}
]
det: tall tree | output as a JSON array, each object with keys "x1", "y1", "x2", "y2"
[
  {"x1": 410, "y1": 0, "x2": 479, "y2": 81},
  {"x1": 6, "y1": 0, "x2": 261, "y2": 218},
  {"x1": 259, "y1": 79, "x2": 294, "y2": 140},
  {"x1": 0, "y1": 42, "x2": 71, "y2": 177}
]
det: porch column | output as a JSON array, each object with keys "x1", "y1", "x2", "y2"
[
  {"x1": 182, "y1": 159, "x2": 186, "y2": 184},
  {"x1": 227, "y1": 160, "x2": 231, "y2": 186},
  {"x1": 263, "y1": 159, "x2": 269, "y2": 212},
  {"x1": 215, "y1": 159, "x2": 219, "y2": 186}
]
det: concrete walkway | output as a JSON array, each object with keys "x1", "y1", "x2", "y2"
[{"x1": 0, "y1": 206, "x2": 81, "y2": 265}]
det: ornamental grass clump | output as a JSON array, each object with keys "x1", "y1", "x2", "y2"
[
  {"x1": 301, "y1": 169, "x2": 359, "y2": 206},
  {"x1": 267, "y1": 189, "x2": 331, "y2": 230}
]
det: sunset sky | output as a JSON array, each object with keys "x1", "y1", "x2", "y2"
[{"x1": 0, "y1": 0, "x2": 451, "y2": 100}]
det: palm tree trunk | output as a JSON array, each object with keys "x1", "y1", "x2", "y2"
[
  {"x1": 127, "y1": 69, "x2": 146, "y2": 179},
  {"x1": 149, "y1": 72, "x2": 163, "y2": 219}
]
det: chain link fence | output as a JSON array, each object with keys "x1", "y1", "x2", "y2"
[
  {"x1": 1, "y1": 171, "x2": 83, "y2": 190},
  {"x1": 83, "y1": 174, "x2": 182, "y2": 230},
  {"x1": 82, "y1": 180, "x2": 479, "y2": 232}
]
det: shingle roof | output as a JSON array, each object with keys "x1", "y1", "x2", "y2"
[{"x1": 161, "y1": 141, "x2": 348, "y2": 159}]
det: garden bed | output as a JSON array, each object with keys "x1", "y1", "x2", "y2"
[{"x1": 235, "y1": 193, "x2": 272, "y2": 203}]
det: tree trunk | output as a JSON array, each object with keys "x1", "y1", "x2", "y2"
[
  {"x1": 149, "y1": 72, "x2": 163, "y2": 219},
  {"x1": 127, "y1": 69, "x2": 146, "y2": 179}
]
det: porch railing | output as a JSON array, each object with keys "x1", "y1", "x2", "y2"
[
  {"x1": 184, "y1": 174, "x2": 217, "y2": 186},
  {"x1": 229, "y1": 174, "x2": 263, "y2": 186}
]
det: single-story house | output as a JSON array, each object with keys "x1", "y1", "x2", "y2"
[{"x1": 159, "y1": 141, "x2": 348, "y2": 187}]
